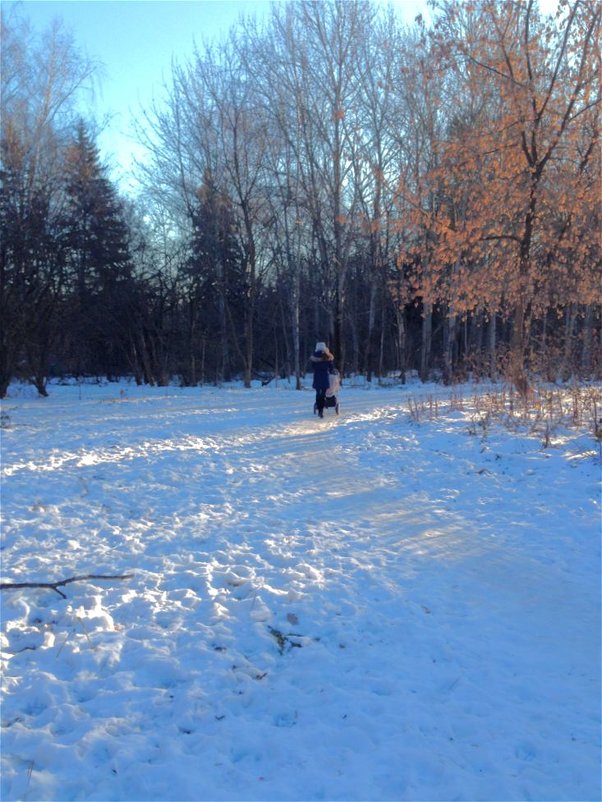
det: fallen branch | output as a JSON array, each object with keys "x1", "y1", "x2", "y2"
[{"x1": 0, "y1": 573, "x2": 134, "y2": 599}]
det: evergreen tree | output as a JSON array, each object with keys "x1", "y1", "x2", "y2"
[
  {"x1": 62, "y1": 120, "x2": 134, "y2": 376},
  {"x1": 0, "y1": 10, "x2": 96, "y2": 396},
  {"x1": 181, "y1": 175, "x2": 242, "y2": 384},
  {"x1": 0, "y1": 126, "x2": 64, "y2": 395}
]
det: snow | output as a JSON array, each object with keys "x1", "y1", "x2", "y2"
[{"x1": 1, "y1": 379, "x2": 600, "y2": 802}]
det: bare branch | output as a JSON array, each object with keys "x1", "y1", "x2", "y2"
[{"x1": 1, "y1": 574, "x2": 134, "y2": 599}]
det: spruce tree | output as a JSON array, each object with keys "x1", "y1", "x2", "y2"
[
  {"x1": 182, "y1": 174, "x2": 242, "y2": 384},
  {"x1": 62, "y1": 120, "x2": 134, "y2": 377}
]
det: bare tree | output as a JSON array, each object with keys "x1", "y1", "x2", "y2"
[
  {"x1": 0, "y1": 7, "x2": 97, "y2": 395},
  {"x1": 352, "y1": 7, "x2": 408, "y2": 380}
]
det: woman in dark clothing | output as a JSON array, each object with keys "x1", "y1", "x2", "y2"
[{"x1": 310, "y1": 342, "x2": 335, "y2": 417}]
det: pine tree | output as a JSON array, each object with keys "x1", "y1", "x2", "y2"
[
  {"x1": 62, "y1": 120, "x2": 134, "y2": 377},
  {"x1": 181, "y1": 175, "x2": 242, "y2": 384}
]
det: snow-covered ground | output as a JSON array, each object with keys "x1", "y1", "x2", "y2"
[{"x1": 1, "y1": 379, "x2": 600, "y2": 802}]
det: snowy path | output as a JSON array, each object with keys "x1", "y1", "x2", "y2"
[{"x1": 1, "y1": 383, "x2": 600, "y2": 801}]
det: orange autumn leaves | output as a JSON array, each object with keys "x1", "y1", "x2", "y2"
[{"x1": 395, "y1": 0, "x2": 600, "y2": 321}]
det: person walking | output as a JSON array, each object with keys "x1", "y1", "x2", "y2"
[{"x1": 311, "y1": 341, "x2": 335, "y2": 418}]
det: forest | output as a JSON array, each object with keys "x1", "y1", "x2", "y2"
[{"x1": 1, "y1": 0, "x2": 600, "y2": 398}]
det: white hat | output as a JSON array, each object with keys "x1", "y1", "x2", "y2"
[{"x1": 315, "y1": 342, "x2": 327, "y2": 352}]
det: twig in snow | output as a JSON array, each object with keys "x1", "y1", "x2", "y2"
[{"x1": 0, "y1": 573, "x2": 134, "y2": 599}]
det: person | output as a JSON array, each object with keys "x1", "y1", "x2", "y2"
[{"x1": 310, "y1": 341, "x2": 335, "y2": 418}]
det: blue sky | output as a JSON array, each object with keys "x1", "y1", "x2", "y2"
[
  {"x1": 8, "y1": 1, "x2": 284, "y2": 189},
  {"x1": 6, "y1": 0, "x2": 558, "y2": 192},
  {"x1": 6, "y1": 1, "x2": 428, "y2": 190}
]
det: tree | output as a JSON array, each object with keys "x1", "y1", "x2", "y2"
[
  {"x1": 393, "y1": 18, "x2": 452, "y2": 381},
  {"x1": 269, "y1": 0, "x2": 371, "y2": 372},
  {"x1": 408, "y1": 0, "x2": 601, "y2": 386},
  {"x1": 352, "y1": 8, "x2": 409, "y2": 380},
  {"x1": 181, "y1": 174, "x2": 242, "y2": 384},
  {"x1": 62, "y1": 120, "x2": 135, "y2": 378},
  {"x1": 0, "y1": 7, "x2": 96, "y2": 396}
]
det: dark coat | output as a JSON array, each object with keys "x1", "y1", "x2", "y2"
[{"x1": 311, "y1": 352, "x2": 334, "y2": 390}]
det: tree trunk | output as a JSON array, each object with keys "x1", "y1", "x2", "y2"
[
  {"x1": 218, "y1": 288, "x2": 230, "y2": 383},
  {"x1": 349, "y1": 287, "x2": 360, "y2": 375},
  {"x1": 420, "y1": 303, "x2": 432, "y2": 383},
  {"x1": 510, "y1": 300, "x2": 531, "y2": 397},
  {"x1": 138, "y1": 331, "x2": 155, "y2": 386},
  {"x1": 396, "y1": 304, "x2": 406, "y2": 384},
  {"x1": 241, "y1": 217, "x2": 256, "y2": 389},
  {"x1": 200, "y1": 337, "x2": 206, "y2": 385},
  {"x1": 560, "y1": 304, "x2": 577, "y2": 382},
  {"x1": 188, "y1": 308, "x2": 197, "y2": 386},
  {"x1": 334, "y1": 273, "x2": 346, "y2": 376},
  {"x1": 292, "y1": 268, "x2": 301, "y2": 390},
  {"x1": 243, "y1": 306, "x2": 253, "y2": 388},
  {"x1": 443, "y1": 310, "x2": 456, "y2": 385},
  {"x1": 364, "y1": 282, "x2": 377, "y2": 383},
  {"x1": 378, "y1": 302, "x2": 387, "y2": 381},
  {"x1": 488, "y1": 313, "x2": 497, "y2": 381},
  {"x1": 0, "y1": 325, "x2": 18, "y2": 399},
  {"x1": 581, "y1": 305, "x2": 593, "y2": 377}
]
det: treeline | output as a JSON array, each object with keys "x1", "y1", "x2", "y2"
[{"x1": 1, "y1": 0, "x2": 600, "y2": 398}]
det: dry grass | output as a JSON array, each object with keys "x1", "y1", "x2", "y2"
[{"x1": 407, "y1": 383, "x2": 602, "y2": 454}]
